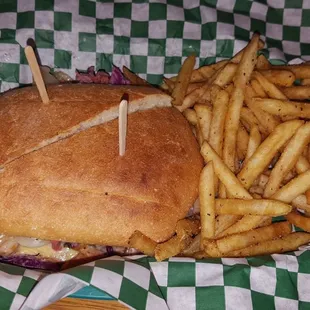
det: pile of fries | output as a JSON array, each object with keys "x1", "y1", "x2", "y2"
[{"x1": 127, "y1": 33, "x2": 310, "y2": 261}]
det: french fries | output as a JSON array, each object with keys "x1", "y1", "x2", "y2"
[
  {"x1": 253, "y1": 71, "x2": 287, "y2": 100},
  {"x1": 271, "y1": 170, "x2": 310, "y2": 203},
  {"x1": 172, "y1": 54, "x2": 196, "y2": 106},
  {"x1": 216, "y1": 221, "x2": 291, "y2": 254},
  {"x1": 256, "y1": 54, "x2": 270, "y2": 70},
  {"x1": 183, "y1": 109, "x2": 197, "y2": 126},
  {"x1": 215, "y1": 199, "x2": 292, "y2": 216},
  {"x1": 244, "y1": 125, "x2": 261, "y2": 164},
  {"x1": 154, "y1": 219, "x2": 200, "y2": 261},
  {"x1": 286, "y1": 210, "x2": 310, "y2": 232},
  {"x1": 270, "y1": 64, "x2": 310, "y2": 79},
  {"x1": 264, "y1": 123, "x2": 310, "y2": 197},
  {"x1": 209, "y1": 88, "x2": 229, "y2": 156},
  {"x1": 228, "y1": 232, "x2": 310, "y2": 257},
  {"x1": 254, "y1": 98, "x2": 310, "y2": 119},
  {"x1": 129, "y1": 231, "x2": 157, "y2": 256},
  {"x1": 194, "y1": 104, "x2": 212, "y2": 141},
  {"x1": 281, "y1": 85, "x2": 310, "y2": 100},
  {"x1": 223, "y1": 33, "x2": 260, "y2": 173},
  {"x1": 236, "y1": 125, "x2": 249, "y2": 161},
  {"x1": 238, "y1": 120, "x2": 303, "y2": 189},
  {"x1": 250, "y1": 79, "x2": 267, "y2": 97},
  {"x1": 151, "y1": 33, "x2": 310, "y2": 262},
  {"x1": 199, "y1": 162, "x2": 216, "y2": 241},
  {"x1": 259, "y1": 69, "x2": 295, "y2": 87},
  {"x1": 201, "y1": 142, "x2": 252, "y2": 199}
]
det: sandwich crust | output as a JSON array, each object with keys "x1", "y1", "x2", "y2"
[{"x1": 0, "y1": 85, "x2": 203, "y2": 246}]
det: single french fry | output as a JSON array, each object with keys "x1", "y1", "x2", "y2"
[
  {"x1": 295, "y1": 155, "x2": 310, "y2": 174},
  {"x1": 271, "y1": 170, "x2": 310, "y2": 203},
  {"x1": 213, "y1": 63, "x2": 237, "y2": 87},
  {"x1": 223, "y1": 87, "x2": 245, "y2": 172},
  {"x1": 234, "y1": 33, "x2": 261, "y2": 88},
  {"x1": 216, "y1": 221, "x2": 291, "y2": 254},
  {"x1": 129, "y1": 231, "x2": 157, "y2": 256},
  {"x1": 209, "y1": 89, "x2": 229, "y2": 156},
  {"x1": 292, "y1": 195, "x2": 310, "y2": 213},
  {"x1": 270, "y1": 64, "x2": 310, "y2": 79},
  {"x1": 238, "y1": 120, "x2": 304, "y2": 189},
  {"x1": 281, "y1": 85, "x2": 310, "y2": 100},
  {"x1": 256, "y1": 54, "x2": 271, "y2": 70},
  {"x1": 244, "y1": 86, "x2": 280, "y2": 135},
  {"x1": 264, "y1": 123, "x2": 310, "y2": 198},
  {"x1": 254, "y1": 98, "x2": 310, "y2": 119},
  {"x1": 227, "y1": 232, "x2": 310, "y2": 257},
  {"x1": 215, "y1": 199, "x2": 292, "y2": 216},
  {"x1": 251, "y1": 79, "x2": 267, "y2": 97},
  {"x1": 223, "y1": 33, "x2": 260, "y2": 172},
  {"x1": 201, "y1": 142, "x2": 253, "y2": 200},
  {"x1": 236, "y1": 125, "x2": 249, "y2": 161},
  {"x1": 259, "y1": 69, "x2": 295, "y2": 87},
  {"x1": 183, "y1": 109, "x2": 197, "y2": 126},
  {"x1": 244, "y1": 125, "x2": 261, "y2": 165},
  {"x1": 194, "y1": 104, "x2": 212, "y2": 141},
  {"x1": 200, "y1": 162, "x2": 216, "y2": 242},
  {"x1": 253, "y1": 71, "x2": 287, "y2": 100},
  {"x1": 286, "y1": 210, "x2": 310, "y2": 232},
  {"x1": 123, "y1": 66, "x2": 149, "y2": 86},
  {"x1": 217, "y1": 215, "x2": 269, "y2": 238},
  {"x1": 172, "y1": 54, "x2": 196, "y2": 106}
]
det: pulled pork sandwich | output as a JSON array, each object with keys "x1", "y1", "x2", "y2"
[{"x1": 0, "y1": 84, "x2": 203, "y2": 270}]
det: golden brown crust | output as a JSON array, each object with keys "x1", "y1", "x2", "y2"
[
  {"x1": 0, "y1": 85, "x2": 203, "y2": 246},
  {"x1": 0, "y1": 84, "x2": 166, "y2": 166}
]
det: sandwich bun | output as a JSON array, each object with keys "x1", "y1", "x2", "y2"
[{"x1": 0, "y1": 84, "x2": 203, "y2": 246}]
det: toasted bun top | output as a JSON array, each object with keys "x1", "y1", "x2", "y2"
[{"x1": 0, "y1": 84, "x2": 203, "y2": 246}]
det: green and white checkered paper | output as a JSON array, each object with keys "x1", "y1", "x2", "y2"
[{"x1": 1, "y1": 0, "x2": 310, "y2": 309}]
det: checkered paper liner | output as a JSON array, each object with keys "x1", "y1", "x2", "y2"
[
  {"x1": 1, "y1": 0, "x2": 310, "y2": 92},
  {"x1": 2, "y1": 249, "x2": 310, "y2": 310},
  {"x1": 1, "y1": 0, "x2": 310, "y2": 309}
]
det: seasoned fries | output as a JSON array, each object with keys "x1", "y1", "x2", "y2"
[
  {"x1": 216, "y1": 221, "x2": 291, "y2": 254},
  {"x1": 129, "y1": 231, "x2": 157, "y2": 256},
  {"x1": 228, "y1": 233, "x2": 310, "y2": 257},
  {"x1": 254, "y1": 98, "x2": 310, "y2": 119},
  {"x1": 259, "y1": 69, "x2": 295, "y2": 87},
  {"x1": 215, "y1": 199, "x2": 292, "y2": 216},
  {"x1": 199, "y1": 162, "x2": 216, "y2": 241},
  {"x1": 149, "y1": 33, "x2": 310, "y2": 262},
  {"x1": 172, "y1": 54, "x2": 196, "y2": 106}
]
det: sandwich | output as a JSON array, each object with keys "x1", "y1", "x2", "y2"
[{"x1": 0, "y1": 84, "x2": 203, "y2": 270}]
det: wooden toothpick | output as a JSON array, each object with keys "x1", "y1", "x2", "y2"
[
  {"x1": 24, "y1": 45, "x2": 49, "y2": 104},
  {"x1": 119, "y1": 99, "x2": 128, "y2": 156}
]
